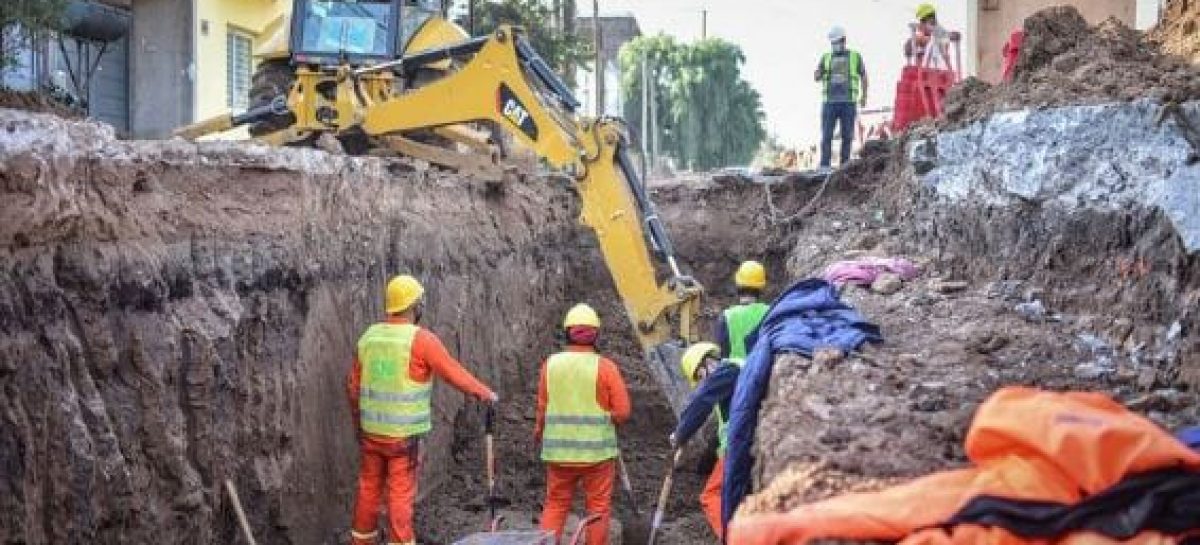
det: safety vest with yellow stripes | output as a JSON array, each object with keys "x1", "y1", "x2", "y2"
[
  {"x1": 357, "y1": 323, "x2": 433, "y2": 438},
  {"x1": 541, "y1": 351, "x2": 619, "y2": 463}
]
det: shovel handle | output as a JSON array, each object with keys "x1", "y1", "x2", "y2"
[
  {"x1": 647, "y1": 449, "x2": 683, "y2": 545},
  {"x1": 616, "y1": 453, "x2": 641, "y2": 515},
  {"x1": 224, "y1": 479, "x2": 259, "y2": 545}
]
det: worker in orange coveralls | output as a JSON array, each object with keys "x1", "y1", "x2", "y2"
[
  {"x1": 347, "y1": 275, "x2": 498, "y2": 545},
  {"x1": 536, "y1": 303, "x2": 631, "y2": 545}
]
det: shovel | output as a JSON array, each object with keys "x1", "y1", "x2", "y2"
[
  {"x1": 646, "y1": 449, "x2": 683, "y2": 545},
  {"x1": 616, "y1": 451, "x2": 650, "y2": 544},
  {"x1": 484, "y1": 404, "x2": 508, "y2": 531}
]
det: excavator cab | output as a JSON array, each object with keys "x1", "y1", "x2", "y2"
[
  {"x1": 289, "y1": 0, "x2": 403, "y2": 65},
  {"x1": 288, "y1": 0, "x2": 448, "y2": 65}
]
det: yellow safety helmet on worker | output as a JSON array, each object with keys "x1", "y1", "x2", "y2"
[
  {"x1": 385, "y1": 275, "x2": 425, "y2": 314},
  {"x1": 916, "y1": 3, "x2": 937, "y2": 22},
  {"x1": 562, "y1": 303, "x2": 601, "y2": 329},
  {"x1": 734, "y1": 260, "x2": 767, "y2": 290},
  {"x1": 681, "y1": 342, "x2": 721, "y2": 387}
]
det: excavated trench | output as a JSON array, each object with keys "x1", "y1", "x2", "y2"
[{"x1": 0, "y1": 110, "x2": 817, "y2": 545}]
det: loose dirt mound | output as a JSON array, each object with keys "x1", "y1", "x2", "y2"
[
  {"x1": 727, "y1": 141, "x2": 1200, "y2": 524},
  {"x1": 942, "y1": 6, "x2": 1200, "y2": 128},
  {"x1": 1151, "y1": 0, "x2": 1200, "y2": 64},
  {"x1": 0, "y1": 88, "x2": 81, "y2": 119}
]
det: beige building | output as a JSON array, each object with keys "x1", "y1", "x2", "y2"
[{"x1": 970, "y1": 0, "x2": 1137, "y2": 82}]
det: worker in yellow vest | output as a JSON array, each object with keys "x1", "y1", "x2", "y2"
[
  {"x1": 536, "y1": 303, "x2": 631, "y2": 545},
  {"x1": 715, "y1": 261, "x2": 770, "y2": 363},
  {"x1": 670, "y1": 342, "x2": 743, "y2": 540},
  {"x1": 347, "y1": 275, "x2": 498, "y2": 545}
]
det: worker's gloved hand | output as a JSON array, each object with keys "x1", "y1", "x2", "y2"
[
  {"x1": 668, "y1": 433, "x2": 679, "y2": 449},
  {"x1": 480, "y1": 391, "x2": 500, "y2": 404}
]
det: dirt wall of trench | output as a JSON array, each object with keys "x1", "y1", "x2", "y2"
[{"x1": 0, "y1": 110, "x2": 579, "y2": 544}]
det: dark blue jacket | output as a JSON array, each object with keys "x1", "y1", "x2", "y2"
[
  {"x1": 721, "y1": 278, "x2": 882, "y2": 526},
  {"x1": 673, "y1": 363, "x2": 740, "y2": 444}
]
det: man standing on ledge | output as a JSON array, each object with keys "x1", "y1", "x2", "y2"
[
  {"x1": 347, "y1": 275, "x2": 498, "y2": 545},
  {"x1": 814, "y1": 25, "x2": 869, "y2": 170}
]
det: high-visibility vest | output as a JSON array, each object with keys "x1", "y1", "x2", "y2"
[
  {"x1": 822, "y1": 49, "x2": 863, "y2": 102},
  {"x1": 357, "y1": 323, "x2": 433, "y2": 438},
  {"x1": 715, "y1": 359, "x2": 746, "y2": 457},
  {"x1": 723, "y1": 302, "x2": 769, "y2": 363},
  {"x1": 541, "y1": 351, "x2": 618, "y2": 463}
]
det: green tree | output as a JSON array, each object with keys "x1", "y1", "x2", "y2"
[
  {"x1": 0, "y1": 0, "x2": 68, "y2": 73},
  {"x1": 470, "y1": 0, "x2": 590, "y2": 85},
  {"x1": 620, "y1": 34, "x2": 765, "y2": 170}
]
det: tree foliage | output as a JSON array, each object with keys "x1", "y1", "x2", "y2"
[
  {"x1": 620, "y1": 34, "x2": 766, "y2": 170},
  {"x1": 469, "y1": 0, "x2": 590, "y2": 83},
  {"x1": 0, "y1": 0, "x2": 68, "y2": 72}
]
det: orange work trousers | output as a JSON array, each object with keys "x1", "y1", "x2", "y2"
[
  {"x1": 351, "y1": 437, "x2": 419, "y2": 545},
  {"x1": 539, "y1": 460, "x2": 615, "y2": 545},
  {"x1": 701, "y1": 457, "x2": 725, "y2": 540}
]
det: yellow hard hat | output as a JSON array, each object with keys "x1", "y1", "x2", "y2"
[
  {"x1": 563, "y1": 303, "x2": 600, "y2": 329},
  {"x1": 735, "y1": 260, "x2": 767, "y2": 290},
  {"x1": 916, "y1": 3, "x2": 936, "y2": 20},
  {"x1": 680, "y1": 342, "x2": 720, "y2": 387},
  {"x1": 385, "y1": 275, "x2": 424, "y2": 314}
]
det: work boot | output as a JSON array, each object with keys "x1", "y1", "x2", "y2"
[{"x1": 350, "y1": 529, "x2": 379, "y2": 545}]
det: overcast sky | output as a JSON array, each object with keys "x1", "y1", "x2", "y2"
[{"x1": 594, "y1": 0, "x2": 1163, "y2": 149}]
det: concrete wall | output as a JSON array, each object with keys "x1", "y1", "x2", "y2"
[
  {"x1": 976, "y1": 0, "x2": 1136, "y2": 82},
  {"x1": 129, "y1": 0, "x2": 193, "y2": 138},
  {"x1": 193, "y1": 0, "x2": 285, "y2": 120}
]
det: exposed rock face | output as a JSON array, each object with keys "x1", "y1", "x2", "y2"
[{"x1": 0, "y1": 110, "x2": 577, "y2": 544}]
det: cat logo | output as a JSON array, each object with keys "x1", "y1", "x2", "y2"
[{"x1": 497, "y1": 84, "x2": 539, "y2": 140}]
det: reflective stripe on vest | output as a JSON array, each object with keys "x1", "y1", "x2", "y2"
[
  {"x1": 724, "y1": 302, "x2": 769, "y2": 363},
  {"x1": 541, "y1": 351, "x2": 618, "y2": 463},
  {"x1": 357, "y1": 323, "x2": 433, "y2": 438},
  {"x1": 822, "y1": 50, "x2": 862, "y2": 101},
  {"x1": 716, "y1": 359, "x2": 745, "y2": 457}
]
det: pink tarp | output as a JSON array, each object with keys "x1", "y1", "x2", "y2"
[{"x1": 823, "y1": 257, "x2": 921, "y2": 287}]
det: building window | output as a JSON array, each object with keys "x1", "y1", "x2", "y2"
[{"x1": 227, "y1": 28, "x2": 253, "y2": 111}]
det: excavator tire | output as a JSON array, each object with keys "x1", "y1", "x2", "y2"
[{"x1": 247, "y1": 59, "x2": 297, "y2": 137}]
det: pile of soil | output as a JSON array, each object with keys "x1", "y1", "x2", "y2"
[
  {"x1": 0, "y1": 88, "x2": 81, "y2": 119},
  {"x1": 1150, "y1": 0, "x2": 1200, "y2": 65},
  {"x1": 710, "y1": 144, "x2": 1200, "y2": 522},
  {"x1": 941, "y1": 6, "x2": 1200, "y2": 128}
]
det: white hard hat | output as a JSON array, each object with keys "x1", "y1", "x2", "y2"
[{"x1": 828, "y1": 26, "x2": 846, "y2": 41}]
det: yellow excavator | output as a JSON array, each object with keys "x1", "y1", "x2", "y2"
[{"x1": 175, "y1": 0, "x2": 702, "y2": 411}]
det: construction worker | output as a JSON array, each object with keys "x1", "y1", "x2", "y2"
[
  {"x1": 669, "y1": 342, "x2": 743, "y2": 540},
  {"x1": 347, "y1": 275, "x2": 498, "y2": 545},
  {"x1": 906, "y1": 3, "x2": 954, "y2": 66},
  {"x1": 715, "y1": 261, "x2": 770, "y2": 363},
  {"x1": 536, "y1": 303, "x2": 631, "y2": 545},
  {"x1": 814, "y1": 26, "x2": 869, "y2": 169}
]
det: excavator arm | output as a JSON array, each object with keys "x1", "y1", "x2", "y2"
[
  {"x1": 174, "y1": 26, "x2": 703, "y2": 412},
  {"x1": 363, "y1": 27, "x2": 704, "y2": 411}
]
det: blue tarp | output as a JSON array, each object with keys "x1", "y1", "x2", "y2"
[
  {"x1": 721, "y1": 278, "x2": 882, "y2": 527},
  {"x1": 1179, "y1": 426, "x2": 1200, "y2": 450}
]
